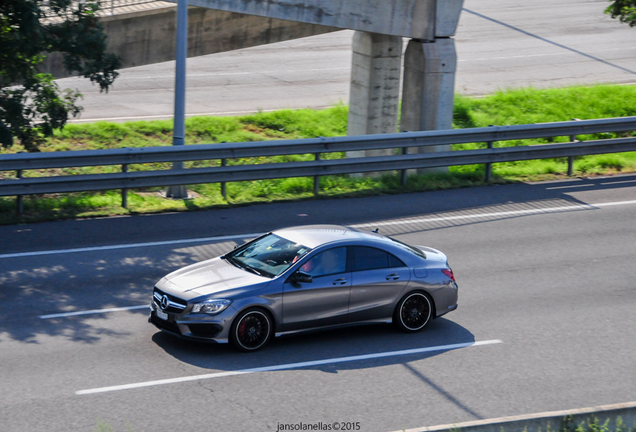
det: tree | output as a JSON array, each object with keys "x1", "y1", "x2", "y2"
[
  {"x1": 606, "y1": 0, "x2": 636, "y2": 27},
  {"x1": 0, "y1": 0, "x2": 120, "y2": 151}
]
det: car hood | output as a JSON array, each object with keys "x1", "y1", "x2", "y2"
[{"x1": 161, "y1": 257, "x2": 266, "y2": 296}]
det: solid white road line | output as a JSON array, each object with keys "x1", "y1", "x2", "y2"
[
  {"x1": 69, "y1": 107, "x2": 331, "y2": 123},
  {"x1": 76, "y1": 339, "x2": 502, "y2": 395},
  {"x1": 3, "y1": 199, "x2": 636, "y2": 260},
  {"x1": 39, "y1": 305, "x2": 149, "y2": 319},
  {"x1": 0, "y1": 232, "x2": 261, "y2": 259}
]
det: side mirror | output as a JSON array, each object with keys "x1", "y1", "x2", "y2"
[{"x1": 292, "y1": 270, "x2": 313, "y2": 284}]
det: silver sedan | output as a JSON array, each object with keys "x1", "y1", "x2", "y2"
[{"x1": 149, "y1": 225, "x2": 458, "y2": 351}]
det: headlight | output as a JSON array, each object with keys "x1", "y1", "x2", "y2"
[{"x1": 191, "y1": 299, "x2": 232, "y2": 315}]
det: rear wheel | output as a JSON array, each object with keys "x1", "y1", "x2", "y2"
[
  {"x1": 230, "y1": 308, "x2": 272, "y2": 352},
  {"x1": 394, "y1": 292, "x2": 432, "y2": 332}
]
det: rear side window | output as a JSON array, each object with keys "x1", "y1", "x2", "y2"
[{"x1": 352, "y1": 246, "x2": 406, "y2": 271}]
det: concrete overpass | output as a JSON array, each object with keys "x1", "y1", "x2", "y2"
[{"x1": 45, "y1": 0, "x2": 463, "y2": 157}]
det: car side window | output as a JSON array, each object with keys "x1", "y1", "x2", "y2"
[
  {"x1": 389, "y1": 253, "x2": 406, "y2": 268},
  {"x1": 353, "y1": 246, "x2": 405, "y2": 271},
  {"x1": 300, "y1": 247, "x2": 347, "y2": 278}
]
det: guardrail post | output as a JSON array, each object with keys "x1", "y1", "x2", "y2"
[
  {"x1": 121, "y1": 164, "x2": 128, "y2": 208},
  {"x1": 485, "y1": 140, "x2": 494, "y2": 183},
  {"x1": 484, "y1": 125, "x2": 495, "y2": 183},
  {"x1": 568, "y1": 134, "x2": 576, "y2": 176},
  {"x1": 568, "y1": 119, "x2": 580, "y2": 176},
  {"x1": 400, "y1": 147, "x2": 409, "y2": 187},
  {"x1": 16, "y1": 168, "x2": 23, "y2": 215},
  {"x1": 221, "y1": 158, "x2": 227, "y2": 200},
  {"x1": 314, "y1": 153, "x2": 321, "y2": 196}
]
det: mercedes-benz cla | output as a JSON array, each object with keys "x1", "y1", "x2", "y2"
[{"x1": 150, "y1": 225, "x2": 458, "y2": 351}]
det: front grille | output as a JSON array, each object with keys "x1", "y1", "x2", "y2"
[
  {"x1": 150, "y1": 313, "x2": 182, "y2": 334},
  {"x1": 153, "y1": 287, "x2": 187, "y2": 314},
  {"x1": 188, "y1": 324, "x2": 223, "y2": 338}
]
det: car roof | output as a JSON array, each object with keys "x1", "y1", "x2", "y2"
[{"x1": 273, "y1": 224, "x2": 386, "y2": 249}]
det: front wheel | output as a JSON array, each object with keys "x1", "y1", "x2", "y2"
[
  {"x1": 394, "y1": 292, "x2": 432, "y2": 332},
  {"x1": 230, "y1": 308, "x2": 273, "y2": 352}
]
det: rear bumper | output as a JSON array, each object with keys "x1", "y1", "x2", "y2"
[{"x1": 436, "y1": 303, "x2": 458, "y2": 318}]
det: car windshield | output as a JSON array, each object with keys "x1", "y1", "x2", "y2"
[
  {"x1": 225, "y1": 233, "x2": 312, "y2": 278},
  {"x1": 388, "y1": 236, "x2": 427, "y2": 259}
]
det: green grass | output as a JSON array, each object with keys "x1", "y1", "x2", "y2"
[{"x1": 1, "y1": 85, "x2": 636, "y2": 224}]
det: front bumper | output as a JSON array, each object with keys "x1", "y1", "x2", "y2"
[{"x1": 149, "y1": 302, "x2": 230, "y2": 343}]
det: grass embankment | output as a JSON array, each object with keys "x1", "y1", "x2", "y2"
[{"x1": 2, "y1": 84, "x2": 636, "y2": 224}]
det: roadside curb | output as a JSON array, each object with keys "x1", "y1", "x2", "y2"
[{"x1": 397, "y1": 401, "x2": 636, "y2": 432}]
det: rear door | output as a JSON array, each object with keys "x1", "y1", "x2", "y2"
[{"x1": 348, "y1": 246, "x2": 410, "y2": 322}]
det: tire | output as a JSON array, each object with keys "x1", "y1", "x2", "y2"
[
  {"x1": 394, "y1": 292, "x2": 432, "y2": 332},
  {"x1": 230, "y1": 308, "x2": 273, "y2": 352}
]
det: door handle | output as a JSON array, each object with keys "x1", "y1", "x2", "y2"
[
  {"x1": 386, "y1": 273, "x2": 400, "y2": 280},
  {"x1": 332, "y1": 278, "x2": 347, "y2": 285}
]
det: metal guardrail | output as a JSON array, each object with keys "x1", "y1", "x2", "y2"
[
  {"x1": 1, "y1": 117, "x2": 636, "y2": 212},
  {"x1": 3, "y1": 117, "x2": 636, "y2": 171}
]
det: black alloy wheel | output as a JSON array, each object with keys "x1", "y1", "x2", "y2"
[
  {"x1": 230, "y1": 309, "x2": 272, "y2": 352},
  {"x1": 395, "y1": 292, "x2": 432, "y2": 332}
]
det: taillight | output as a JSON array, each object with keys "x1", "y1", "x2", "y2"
[{"x1": 442, "y1": 268, "x2": 456, "y2": 282}]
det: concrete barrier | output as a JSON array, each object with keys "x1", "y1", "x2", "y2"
[
  {"x1": 42, "y1": 6, "x2": 338, "y2": 78},
  {"x1": 182, "y1": 0, "x2": 438, "y2": 40},
  {"x1": 396, "y1": 402, "x2": 636, "y2": 432}
]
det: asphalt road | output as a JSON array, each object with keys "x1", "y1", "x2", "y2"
[
  {"x1": 57, "y1": 0, "x2": 636, "y2": 123},
  {"x1": 1, "y1": 175, "x2": 635, "y2": 432}
]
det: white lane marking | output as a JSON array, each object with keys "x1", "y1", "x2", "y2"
[
  {"x1": 92, "y1": 67, "x2": 350, "y2": 82},
  {"x1": 39, "y1": 305, "x2": 148, "y2": 319},
  {"x1": 3, "y1": 199, "x2": 636, "y2": 260},
  {"x1": 0, "y1": 232, "x2": 261, "y2": 259},
  {"x1": 76, "y1": 339, "x2": 502, "y2": 395},
  {"x1": 458, "y1": 47, "x2": 636, "y2": 63},
  {"x1": 351, "y1": 200, "x2": 636, "y2": 229},
  {"x1": 595, "y1": 199, "x2": 636, "y2": 207},
  {"x1": 68, "y1": 107, "x2": 330, "y2": 123}
]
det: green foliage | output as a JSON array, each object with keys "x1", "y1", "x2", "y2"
[
  {"x1": 238, "y1": 104, "x2": 349, "y2": 138},
  {"x1": 558, "y1": 415, "x2": 636, "y2": 432},
  {"x1": 0, "y1": 0, "x2": 121, "y2": 151},
  {"x1": 606, "y1": 0, "x2": 636, "y2": 26},
  {"x1": 453, "y1": 85, "x2": 636, "y2": 129},
  {"x1": 451, "y1": 85, "x2": 636, "y2": 179}
]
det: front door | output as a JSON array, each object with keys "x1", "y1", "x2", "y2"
[{"x1": 282, "y1": 247, "x2": 351, "y2": 331}]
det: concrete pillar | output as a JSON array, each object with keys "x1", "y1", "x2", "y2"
[
  {"x1": 400, "y1": 37, "x2": 457, "y2": 172},
  {"x1": 347, "y1": 31, "x2": 403, "y2": 162}
]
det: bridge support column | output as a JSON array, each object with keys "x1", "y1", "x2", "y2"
[
  {"x1": 346, "y1": 31, "x2": 403, "y2": 172},
  {"x1": 400, "y1": 37, "x2": 457, "y2": 173}
]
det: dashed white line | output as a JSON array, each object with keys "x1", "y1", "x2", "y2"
[
  {"x1": 75, "y1": 339, "x2": 502, "y2": 395},
  {"x1": 352, "y1": 200, "x2": 636, "y2": 229},
  {"x1": 39, "y1": 305, "x2": 149, "y2": 319},
  {"x1": 3, "y1": 199, "x2": 636, "y2": 260}
]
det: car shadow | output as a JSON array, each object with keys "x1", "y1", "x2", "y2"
[{"x1": 150, "y1": 316, "x2": 476, "y2": 373}]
